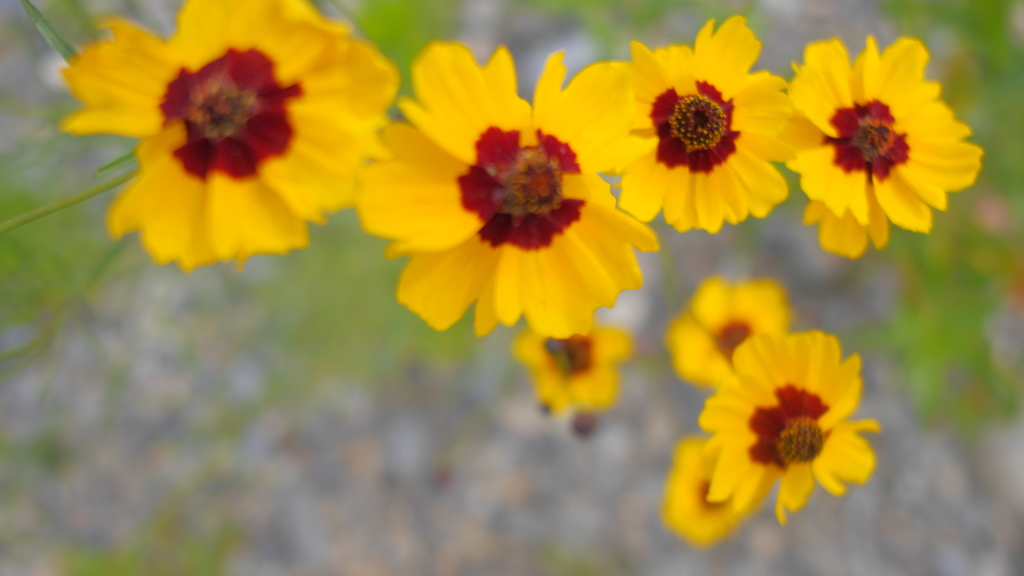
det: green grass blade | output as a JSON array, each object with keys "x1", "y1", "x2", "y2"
[
  {"x1": 0, "y1": 171, "x2": 136, "y2": 236},
  {"x1": 21, "y1": 0, "x2": 78, "y2": 62},
  {"x1": 95, "y1": 152, "x2": 137, "y2": 177}
]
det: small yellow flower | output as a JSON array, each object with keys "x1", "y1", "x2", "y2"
[
  {"x1": 514, "y1": 326, "x2": 631, "y2": 414},
  {"x1": 356, "y1": 42, "x2": 659, "y2": 338},
  {"x1": 785, "y1": 37, "x2": 983, "y2": 258},
  {"x1": 666, "y1": 276, "x2": 791, "y2": 389},
  {"x1": 619, "y1": 16, "x2": 793, "y2": 233},
  {"x1": 662, "y1": 436, "x2": 761, "y2": 547},
  {"x1": 62, "y1": 0, "x2": 398, "y2": 269},
  {"x1": 699, "y1": 331, "x2": 880, "y2": 524}
]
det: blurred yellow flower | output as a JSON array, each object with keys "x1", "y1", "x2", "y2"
[
  {"x1": 699, "y1": 331, "x2": 880, "y2": 524},
  {"x1": 513, "y1": 326, "x2": 631, "y2": 414},
  {"x1": 666, "y1": 276, "x2": 791, "y2": 389},
  {"x1": 356, "y1": 42, "x2": 659, "y2": 338},
  {"x1": 62, "y1": 0, "x2": 398, "y2": 269},
  {"x1": 785, "y1": 37, "x2": 983, "y2": 258},
  {"x1": 618, "y1": 16, "x2": 793, "y2": 233},
  {"x1": 662, "y1": 436, "x2": 761, "y2": 547}
]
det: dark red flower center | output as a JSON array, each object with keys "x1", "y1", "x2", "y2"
[
  {"x1": 828, "y1": 100, "x2": 908, "y2": 183},
  {"x1": 715, "y1": 321, "x2": 752, "y2": 362},
  {"x1": 651, "y1": 82, "x2": 738, "y2": 173},
  {"x1": 545, "y1": 335, "x2": 593, "y2": 376},
  {"x1": 748, "y1": 385, "x2": 829, "y2": 467},
  {"x1": 161, "y1": 49, "x2": 302, "y2": 180},
  {"x1": 459, "y1": 127, "x2": 583, "y2": 250}
]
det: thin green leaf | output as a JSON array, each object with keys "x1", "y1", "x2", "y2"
[
  {"x1": 0, "y1": 171, "x2": 136, "y2": 236},
  {"x1": 21, "y1": 0, "x2": 78, "y2": 63},
  {"x1": 95, "y1": 152, "x2": 137, "y2": 177}
]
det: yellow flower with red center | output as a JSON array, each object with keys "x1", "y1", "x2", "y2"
[
  {"x1": 662, "y1": 436, "x2": 762, "y2": 547},
  {"x1": 514, "y1": 326, "x2": 631, "y2": 414},
  {"x1": 62, "y1": 0, "x2": 398, "y2": 269},
  {"x1": 618, "y1": 16, "x2": 793, "y2": 233},
  {"x1": 666, "y1": 276, "x2": 791, "y2": 389},
  {"x1": 699, "y1": 331, "x2": 880, "y2": 524},
  {"x1": 785, "y1": 37, "x2": 983, "y2": 258},
  {"x1": 356, "y1": 42, "x2": 659, "y2": 337}
]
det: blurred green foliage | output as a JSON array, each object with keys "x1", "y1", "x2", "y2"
[{"x1": 876, "y1": 0, "x2": 1024, "y2": 429}]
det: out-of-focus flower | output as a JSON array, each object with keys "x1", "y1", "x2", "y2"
[
  {"x1": 699, "y1": 331, "x2": 880, "y2": 524},
  {"x1": 618, "y1": 16, "x2": 792, "y2": 233},
  {"x1": 62, "y1": 0, "x2": 398, "y2": 269},
  {"x1": 666, "y1": 276, "x2": 791, "y2": 389},
  {"x1": 662, "y1": 435, "x2": 761, "y2": 547},
  {"x1": 786, "y1": 37, "x2": 983, "y2": 258},
  {"x1": 513, "y1": 326, "x2": 631, "y2": 414},
  {"x1": 356, "y1": 42, "x2": 659, "y2": 337}
]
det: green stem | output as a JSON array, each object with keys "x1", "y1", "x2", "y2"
[{"x1": 0, "y1": 171, "x2": 136, "y2": 236}]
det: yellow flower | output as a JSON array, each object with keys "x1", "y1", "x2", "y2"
[
  {"x1": 618, "y1": 16, "x2": 793, "y2": 233},
  {"x1": 666, "y1": 276, "x2": 791, "y2": 389},
  {"x1": 785, "y1": 37, "x2": 983, "y2": 258},
  {"x1": 699, "y1": 331, "x2": 880, "y2": 524},
  {"x1": 355, "y1": 42, "x2": 659, "y2": 338},
  {"x1": 513, "y1": 326, "x2": 631, "y2": 414},
  {"x1": 662, "y1": 436, "x2": 760, "y2": 547},
  {"x1": 62, "y1": 0, "x2": 398, "y2": 269}
]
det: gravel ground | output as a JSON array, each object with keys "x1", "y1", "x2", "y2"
[{"x1": 1, "y1": 0, "x2": 1023, "y2": 574}]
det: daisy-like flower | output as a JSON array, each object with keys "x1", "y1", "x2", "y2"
[
  {"x1": 514, "y1": 326, "x2": 631, "y2": 415},
  {"x1": 786, "y1": 37, "x2": 983, "y2": 258},
  {"x1": 618, "y1": 16, "x2": 793, "y2": 233},
  {"x1": 662, "y1": 436, "x2": 761, "y2": 547},
  {"x1": 356, "y1": 42, "x2": 659, "y2": 337},
  {"x1": 666, "y1": 276, "x2": 791, "y2": 389},
  {"x1": 699, "y1": 331, "x2": 880, "y2": 524},
  {"x1": 62, "y1": 0, "x2": 399, "y2": 269}
]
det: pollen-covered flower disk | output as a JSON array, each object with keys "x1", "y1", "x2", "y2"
[
  {"x1": 619, "y1": 17, "x2": 793, "y2": 233},
  {"x1": 699, "y1": 331, "x2": 880, "y2": 524},
  {"x1": 62, "y1": 0, "x2": 399, "y2": 269},
  {"x1": 514, "y1": 326, "x2": 631, "y2": 415},
  {"x1": 356, "y1": 42, "x2": 659, "y2": 337},
  {"x1": 785, "y1": 37, "x2": 983, "y2": 258},
  {"x1": 666, "y1": 276, "x2": 791, "y2": 389}
]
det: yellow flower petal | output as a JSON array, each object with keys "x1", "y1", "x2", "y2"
[
  {"x1": 875, "y1": 171, "x2": 933, "y2": 232},
  {"x1": 397, "y1": 237, "x2": 499, "y2": 332},
  {"x1": 789, "y1": 145, "x2": 871, "y2": 224},
  {"x1": 62, "y1": 19, "x2": 177, "y2": 137},
  {"x1": 205, "y1": 173, "x2": 309, "y2": 262},
  {"x1": 619, "y1": 150, "x2": 671, "y2": 222},
  {"x1": 533, "y1": 57, "x2": 636, "y2": 174},
  {"x1": 693, "y1": 16, "x2": 761, "y2": 100},
  {"x1": 812, "y1": 419, "x2": 879, "y2": 495},
  {"x1": 775, "y1": 462, "x2": 815, "y2": 525},
  {"x1": 356, "y1": 124, "x2": 481, "y2": 253},
  {"x1": 788, "y1": 39, "x2": 854, "y2": 137},
  {"x1": 400, "y1": 42, "x2": 529, "y2": 166}
]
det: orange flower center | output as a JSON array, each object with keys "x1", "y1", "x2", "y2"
[
  {"x1": 669, "y1": 94, "x2": 727, "y2": 151},
  {"x1": 161, "y1": 49, "x2": 302, "y2": 180},
  {"x1": 715, "y1": 321, "x2": 752, "y2": 362},
  {"x1": 852, "y1": 118, "x2": 896, "y2": 161},
  {"x1": 828, "y1": 100, "x2": 908, "y2": 183},
  {"x1": 748, "y1": 385, "x2": 829, "y2": 467},
  {"x1": 184, "y1": 82, "x2": 258, "y2": 140},
  {"x1": 545, "y1": 335, "x2": 593, "y2": 376},
  {"x1": 498, "y1": 147, "x2": 564, "y2": 226},
  {"x1": 776, "y1": 416, "x2": 825, "y2": 465}
]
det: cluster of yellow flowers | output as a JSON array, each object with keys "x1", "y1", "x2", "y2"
[{"x1": 58, "y1": 0, "x2": 983, "y2": 549}]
